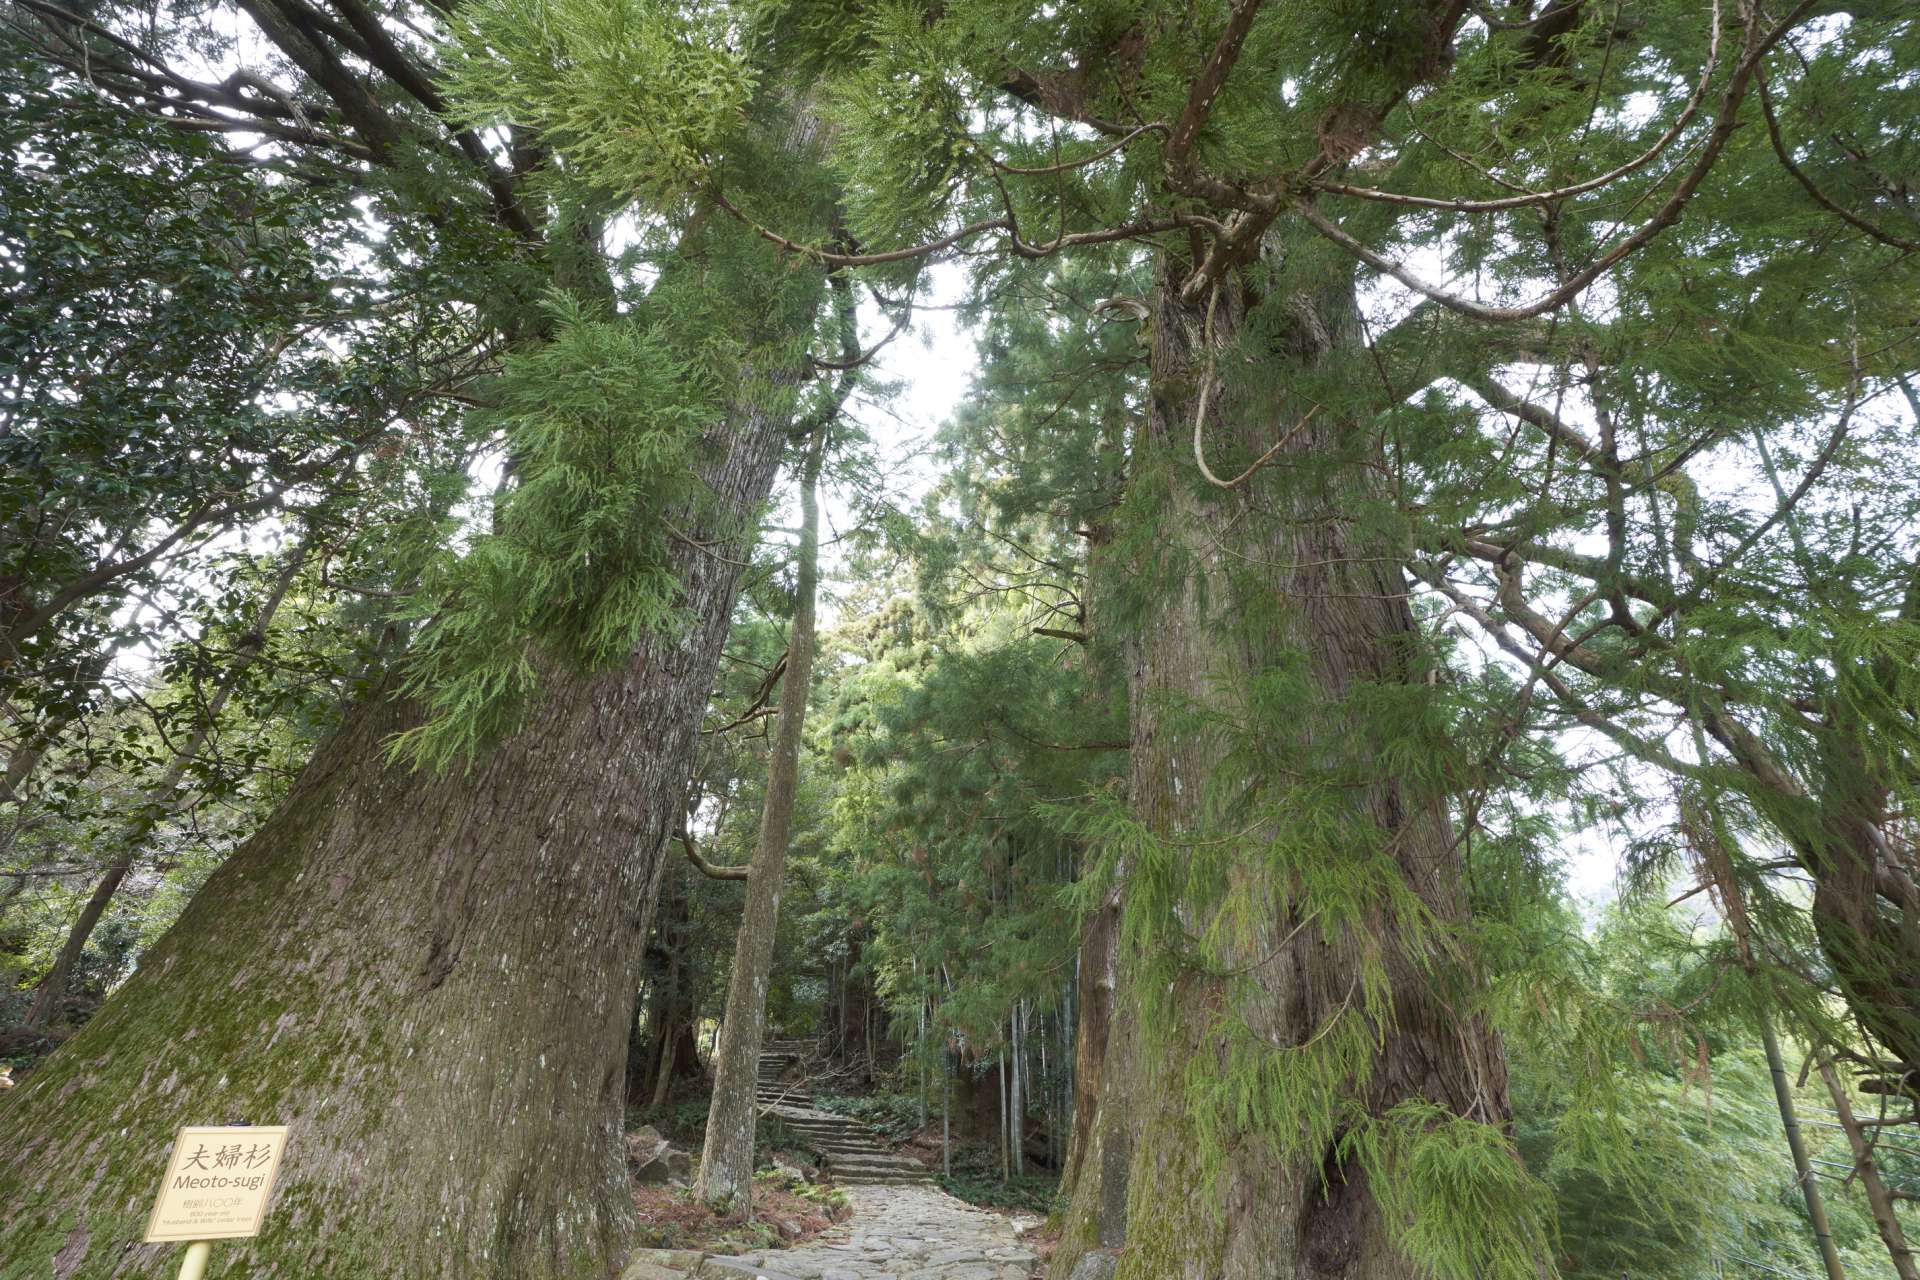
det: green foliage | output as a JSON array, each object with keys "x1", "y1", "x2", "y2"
[
  {"x1": 391, "y1": 294, "x2": 721, "y2": 768},
  {"x1": 936, "y1": 1149, "x2": 1061, "y2": 1215},
  {"x1": 819, "y1": 4, "x2": 972, "y2": 252},
  {"x1": 0, "y1": 56, "x2": 376, "y2": 717},
  {"x1": 446, "y1": 0, "x2": 756, "y2": 207},
  {"x1": 809, "y1": 1089, "x2": 923, "y2": 1142},
  {"x1": 1354, "y1": 1102, "x2": 1556, "y2": 1280}
]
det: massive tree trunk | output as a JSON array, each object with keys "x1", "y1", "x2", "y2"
[
  {"x1": 0, "y1": 266, "x2": 820, "y2": 1280},
  {"x1": 1052, "y1": 253, "x2": 1512, "y2": 1280},
  {"x1": 695, "y1": 425, "x2": 825, "y2": 1209}
]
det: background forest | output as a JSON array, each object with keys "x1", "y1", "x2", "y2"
[{"x1": 1, "y1": 1, "x2": 1918, "y2": 1279}]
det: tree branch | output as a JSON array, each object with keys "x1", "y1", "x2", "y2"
[{"x1": 678, "y1": 829, "x2": 748, "y2": 881}]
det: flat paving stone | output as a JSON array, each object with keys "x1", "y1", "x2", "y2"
[{"x1": 758, "y1": 1186, "x2": 1037, "y2": 1280}]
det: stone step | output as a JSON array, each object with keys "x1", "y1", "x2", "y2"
[
  {"x1": 758, "y1": 1114, "x2": 846, "y2": 1126},
  {"x1": 823, "y1": 1151, "x2": 922, "y2": 1165},
  {"x1": 835, "y1": 1172, "x2": 932, "y2": 1186},
  {"x1": 767, "y1": 1128, "x2": 860, "y2": 1142},
  {"x1": 826, "y1": 1167, "x2": 928, "y2": 1183}
]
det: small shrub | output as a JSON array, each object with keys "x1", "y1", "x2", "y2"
[
  {"x1": 809, "y1": 1089, "x2": 923, "y2": 1141},
  {"x1": 756, "y1": 1115, "x2": 817, "y2": 1159},
  {"x1": 934, "y1": 1144, "x2": 1061, "y2": 1214},
  {"x1": 936, "y1": 1169, "x2": 1060, "y2": 1214}
]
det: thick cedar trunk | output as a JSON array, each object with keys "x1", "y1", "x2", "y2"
[
  {"x1": 1803, "y1": 739, "x2": 1920, "y2": 1084},
  {"x1": 0, "y1": 274, "x2": 816, "y2": 1277},
  {"x1": 1053, "y1": 260, "x2": 1510, "y2": 1280},
  {"x1": 695, "y1": 428, "x2": 825, "y2": 1208},
  {"x1": 1063, "y1": 459, "x2": 1126, "y2": 1190}
]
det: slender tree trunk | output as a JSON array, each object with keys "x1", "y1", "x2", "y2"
[
  {"x1": 1052, "y1": 255, "x2": 1512, "y2": 1280},
  {"x1": 1817, "y1": 1057, "x2": 1918, "y2": 1280},
  {"x1": 25, "y1": 545, "x2": 309, "y2": 1032},
  {"x1": 0, "y1": 242, "x2": 822, "y2": 1277},
  {"x1": 1006, "y1": 1059, "x2": 1021, "y2": 1189},
  {"x1": 1011, "y1": 1005, "x2": 1024, "y2": 1177},
  {"x1": 694, "y1": 424, "x2": 826, "y2": 1209},
  {"x1": 651, "y1": 1036, "x2": 681, "y2": 1113}
]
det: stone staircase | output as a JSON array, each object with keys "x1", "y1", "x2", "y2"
[{"x1": 755, "y1": 1043, "x2": 930, "y2": 1187}]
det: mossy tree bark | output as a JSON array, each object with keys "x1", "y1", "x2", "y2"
[
  {"x1": 1052, "y1": 254, "x2": 1511, "y2": 1280},
  {"x1": 694, "y1": 424, "x2": 827, "y2": 1209},
  {"x1": 0, "y1": 338, "x2": 813, "y2": 1280}
]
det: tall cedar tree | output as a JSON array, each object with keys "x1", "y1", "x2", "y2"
[
  {"x1": 0, "y1": 4, "x2": 835, "y2": 1276},
  {"x1": 730, "y1": 2, "x2": 1918, "y2": 1276}
]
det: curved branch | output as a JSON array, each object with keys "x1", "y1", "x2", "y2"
[
  {"x1": 988, "y1": 123, "x2": 1167, "y2": 176},
  {"x1": 1314, "y1": 0, "x2": 1720, "y2": 214},
  {"x1": 678, "y1": 829, "x2": 749, "y2": 881},
  {"x1": 708, "y1": 193, "x2": 1220, "y2": 269},
  {"x1": 1757, "y1": 74, "x2": 1920, "y2": 253},
  {"x1": 1191, "y1": 283, "x2": 1321, "y2": 489},
  {"x1": 1295, "y1": 0, "x2": 1818, "y2": 324}
]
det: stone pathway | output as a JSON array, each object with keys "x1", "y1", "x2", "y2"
[
  {"x1": 626, "y1": 1186, "x2": 1042, "y2": 1280},
  {"x1": 756, "y1": 1046, "x2": 929, "y2": 1186},
  {"x1": 625, "y1": 1046, "x2": 1039, "y2": 1280}
]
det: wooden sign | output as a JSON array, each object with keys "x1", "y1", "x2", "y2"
[{"x1": 144, "y1": 1125, "x2": 290, "y2": 1243}]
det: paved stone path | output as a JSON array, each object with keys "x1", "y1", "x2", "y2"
[
  {"x1": 626, "y1": 1185, "x2": 1042, "y2": 1280},
  {"x1": 756, "y1": 1048, "x2": 928, "y2": 1186}
]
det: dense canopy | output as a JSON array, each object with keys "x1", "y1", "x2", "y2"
[{"x1": 1, "y1": 2, "x2": 1917, "y2": 1279}]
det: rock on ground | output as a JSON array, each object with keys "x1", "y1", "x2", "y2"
[{"x1": 626, "y1": 1185, "x2": 1040, "y2": 1280}]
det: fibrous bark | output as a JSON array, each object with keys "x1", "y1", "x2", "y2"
[
  {"x1": 0, "y1": 266, "x2": 820, "y2": 1280},
  {"x1": 1052, "y1": 255, "x2": 1511, "y2": 1280}
]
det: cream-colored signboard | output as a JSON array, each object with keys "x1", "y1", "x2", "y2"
[{"x1": 144, "y1": 1125, "x2": 289, "y2": 1242}]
